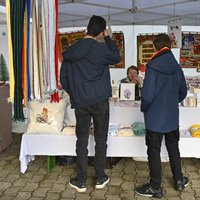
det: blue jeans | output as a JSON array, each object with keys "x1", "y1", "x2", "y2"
[
  {"x1": 146, "y1": 128, "x2": 183, "y2": 189},
  {"x1": 75, "y1": 99, "x2": 109, "y2": 183}
]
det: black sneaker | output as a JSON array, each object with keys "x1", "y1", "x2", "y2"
[
  {"x1": 175, "y1": 176, "x2": 189, "y2": 191},
  {"x1": 69, "y1": 177, "x2": 86, "y2": 192},
  {"x1": 135, "y1": 183, "x2": 163, "y2": 199},
  {"x1": 95, "y1": 175, "x2": 109, "y2": 189}
]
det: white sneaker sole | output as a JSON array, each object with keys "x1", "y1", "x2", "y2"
[
  {"x1": 95, "y1": 178, "x2": 110, "y2": 189},
  {"x1": 69, "y1": 182, "x2": 86, "y2": 192}
]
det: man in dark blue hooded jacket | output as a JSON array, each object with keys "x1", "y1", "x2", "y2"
[
  {"x1": 135, "y1": 34, "x2": 188, "y2": 198},
  {"x1": 60, "y1": 15, "x2": 121, "y2": 192}
]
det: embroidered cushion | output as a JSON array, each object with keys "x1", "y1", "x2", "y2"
[{"x1": 26, "y1": 98, "x2": 68, "y2": 134}]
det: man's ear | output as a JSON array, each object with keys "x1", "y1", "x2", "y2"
[
  {"x1": 99, "y1": 32, "x2": 103, "y2": 37},
  {"x1": 86, "y1": 26, "x2": 88, "y2": 31},
  {"x1": 153, "y1": 44, "x2": 157, "y2": 52}
]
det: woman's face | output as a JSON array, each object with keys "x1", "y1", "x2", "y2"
[{"x1": 128, "y1": 69, "x2": 138, "y2": 81}]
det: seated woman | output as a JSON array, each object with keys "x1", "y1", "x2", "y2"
[{"x1": 120, "y1": 65, "x2": 140, "y2": 100}]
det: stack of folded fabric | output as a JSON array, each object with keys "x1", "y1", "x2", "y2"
[
  {"x1": 62, "y1": 121, "x2": 76, "y2": 135},
  {"x1": 118, "y1": 122, "x2": 134, "y2": 137},
  {"x1": 131, "y1": 122, "x2": 146, "y2": 136},
  {"x1": 108, "y1": 122, "x2": 119, "y2": 136},
  {"x1": 189, "y1": 124, "x2": 200, "y2": 138}
]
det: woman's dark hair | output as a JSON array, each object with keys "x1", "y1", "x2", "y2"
[
  {"x1": 127, "y1": 65, "x2": 139, "y2": 75},
  {"x1": 153, "y1": 33, "x2": 171, "y2": 51},
  {"x1": 87, "y1": 15, "x2": 106, "y2": 37}
]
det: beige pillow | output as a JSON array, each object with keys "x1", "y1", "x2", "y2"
[{"x1": 26, "y1": 98, "x2": 68, "y2": 134}]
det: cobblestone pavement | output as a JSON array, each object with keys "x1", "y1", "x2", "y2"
[{"x1": 0, "y1": 133, "x2": 199, "y2": 200}]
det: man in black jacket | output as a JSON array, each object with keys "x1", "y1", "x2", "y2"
[{"x1": 60, "y1": 15, "x2": 121, "y2": 192}]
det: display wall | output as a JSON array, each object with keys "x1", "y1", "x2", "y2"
[{"x1": 59, "y1": 25, "x2": 200, "y2": 84}]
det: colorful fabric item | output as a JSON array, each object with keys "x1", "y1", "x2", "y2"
[
  {"x1": 131, "y1": 122, "x2": 146, "y2": 136},
  {"x1": 26, "y1": 98, "x2": 68, "y2": 134},
  {"x1": 10, "y1": 0, "x2": 26, "y2": 121},
  {"x1": 190, "y1": 124, "x2": 200, "y2": 138},
  {"x1": 110, "y1": 32, "x2": 125, "y2": 68},
  {"x1": 118, "y1": 122, "x2": 134, "y2": 137},
  {"x1": 108, "y1": 122, "x2": 118, "y2": 136},
  {"x1": 6, "y1": 0, "x2": 15, "y2": 103}
]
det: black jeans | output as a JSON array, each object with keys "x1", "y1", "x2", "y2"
[
  {"x1": 75, "y1": 99, "x2": 109, "y2": 183},
  {"x1": 145, "y1": 128, "x2": 183, "y2": 189}
]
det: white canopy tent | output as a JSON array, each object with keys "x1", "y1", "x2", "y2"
[
  {"x1": 0, "y1": 0, "x2": 199, "y2": 83},
  {"x1": 0, "y1": 0, "x2": 199, "y2": 28}
]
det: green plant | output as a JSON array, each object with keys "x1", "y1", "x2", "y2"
[{"x1": 0, "y1": 54, "x2": 9, "y2": 82}]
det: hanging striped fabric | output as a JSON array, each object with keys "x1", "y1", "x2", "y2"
[
  {"x1": 10, "y1": 0, "x2": 26, "y2": 121},
  {"x1": 5, "y1": 0, "x2": 15, "y2": 103},
  {"x1": 26, "y1": 0, "x2": 31, "y2": 101}
]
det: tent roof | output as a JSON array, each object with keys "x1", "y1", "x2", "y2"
[{"x1": 0, "y1": 0, "x2": 199, "y2": 28}]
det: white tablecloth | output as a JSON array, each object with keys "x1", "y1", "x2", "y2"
[{"x1": 19, "y1": 103, "x2": 200, "y2": 173}]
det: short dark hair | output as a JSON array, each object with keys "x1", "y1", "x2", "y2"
[
  {"x1": 127, "y1": 65, "x2": 139, "y2": 75},
  {"x1": 87, "y1": 15, "x2": 106, "y2": 37},
  {"x1": 153, "y1": 33, "x2": 171, "y2": 51}
]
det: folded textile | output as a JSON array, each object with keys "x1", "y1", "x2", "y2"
[
  {"x1": 67, "y1": 121, "x2": 76, "y2": 127},
  {"x1": 118, "y1": 122, "x2": 134, "y2": 137},
  {"x1": 132, "y1": 122, "x2": 146, "y2": 136},
  {"x1": 192, "y1": 130, "x2": 200, "y2": 138},
  {"x1": 62, "y1": 126, "x2": 75, "y2": 135},
  {"x1": 108, "y1": 122, "x2": 119, "y2": 136},
  {"x1": 189, "y1": 124, "x2": 200, "y2": 138}
]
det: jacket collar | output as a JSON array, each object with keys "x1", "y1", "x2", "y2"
[{"x1": 150, "y1": 47, "x2": 171, "y2": 61}]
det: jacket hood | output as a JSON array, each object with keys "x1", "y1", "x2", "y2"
[
  {"x1": 62, "y1": 38, "x2": 95, "y2": 63},
  {"x1": 147, "y1": 52, "x2": 178, "y2": 75}
]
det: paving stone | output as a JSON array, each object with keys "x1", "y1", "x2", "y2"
[
  {"x1": 20, "y1": 183, "x2": 39, "y2": 192},
  {"x1": 120, "y1": 190, "x2": 136, "y2": 199},
  {"x1": 27, "y1": 164, "x2": 41, "y2": 172},
  {"x1": 4, "y1": 174, "x2": 20, "y2": 182},
  {"x1": 39, "y1": 179, "x2": 55, "y2": 188},
  {"x1": 124, "y1": 166, "x2": 137, "y2": 173},
  {"x1": 123, "y1": 173, "x2": 135, "y2": 182},
  {"x1": 109, "y1": 177, "x2": 123, "y2": 186},
  {"x1": 190, "y1": 179, "x2": 200, "y2": 187},
  {"x1": 0, "y1": 182, "x2": 12, "y2": 190},
  {"x1": 61, "y1": 188, "x2": 76, "y2": 199},
  {"x1": 180, "y1": 192, "x2": 196, "y2": 200},
  {"x1": 76, "y1": 193, "x2": 91, "y2": 200},
  {"x1": 51, "y1": 183, "x2": 66, "y2": 192},
  {"x1": 34, "y1": 167, "x2": 47, "y2": 175},
  {"x1": 14, "y1": 191, "x2": 32, "y2": 200},
  {"x1": 106, "y1": 194, "x2": 121, "y2": 200},
  {"x1": 0, "y1": 170, "x2": 11, "y2": 178},
  {"x1": 28, "y1": 174, "x2": 45, "y2": 183},
  {"x1": 121, "y1": 181, "x2": 135, "y2": 191},
  {"x1": 135, "y1": 177, "x2": 149, "y2": 186},
  {"x1": 0, "y1": 196, "x2": 14, "y2": 200},
  {"x1": 54, "y1": 175, "x2": 69, "y2": 184},
  {"x1": 106, "y1": 185, "x2": 122, "y2": 195},
  {"x1": 91, "y1": 189, "x2": 107, "y2": 199},
  {"x1": 45, "y1": 192, "x2": 61, "y2": 200},
  {"x1": 32, "y1": 187, "x2": 49, "y2": 197},
  {"x1": 164, "y1": 187, "x2": 181, "y2": 197},
  {"x1": 4, "y1": 186, "x2": 22, "y2": 196},
  {"x1": 165, "y1": 197, "x2": 180, "y2": 200},
  {"x1": 193, "y1": 188, "x2": 200, "y2": 198}
]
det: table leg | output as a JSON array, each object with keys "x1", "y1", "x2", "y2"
[{"x1": 47, "y1": 156, "x2": 56, "y2": 173}]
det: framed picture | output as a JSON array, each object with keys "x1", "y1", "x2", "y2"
[
  {"x1": 111, "y1": 84, "x2": 119, "y2": 98},
  {"x1": 120, "y1": 83, "x2": 135, "y2": 100}
]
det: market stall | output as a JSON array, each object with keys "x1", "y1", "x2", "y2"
[{"x1": 19, "y1": 102, "x2": 200, "y2": 173}]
